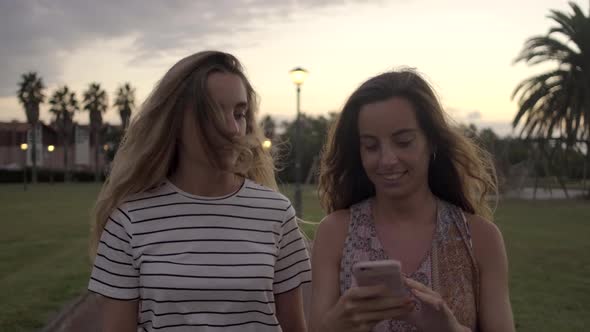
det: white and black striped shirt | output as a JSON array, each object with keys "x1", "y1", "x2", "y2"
[{"x1": 88, "y1": 179, "x2": 311, "y2": 331}]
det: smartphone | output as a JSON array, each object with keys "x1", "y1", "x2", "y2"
[{"x1": 352, "y1": 259, "x2": 406, "y2": 297}]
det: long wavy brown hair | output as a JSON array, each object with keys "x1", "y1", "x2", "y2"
[
  {"x1": 319, "y1": 69, "x2": 497, "y2": 220},
  {"x1": 90, "y1": 51, "x2": 277, "y2": 258}
]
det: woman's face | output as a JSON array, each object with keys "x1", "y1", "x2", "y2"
[
  {"x1": 358, "y1": 96, "x2": 432, "y2": 199},
  {"x1": 179, "y1": 71, "x2": 248, "y2": 170}
]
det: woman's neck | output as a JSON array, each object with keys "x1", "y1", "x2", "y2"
[
  {"x1": 170, "y1": 159, "x2": 242, "y2": 197},
  {"x1": 373, "y1": 186, "x2": 437, "y2": 226}
]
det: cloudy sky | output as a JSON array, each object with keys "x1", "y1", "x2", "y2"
[{"x1": 0, "y1": 0, "x2": 585, "y2": 136}]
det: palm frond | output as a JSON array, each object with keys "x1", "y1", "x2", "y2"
[{"x1": 512, "y1": 2, "x2": 590, "y2": 143}]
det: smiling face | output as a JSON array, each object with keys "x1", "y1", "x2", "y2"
[{"x1": 358, "y1": 96, "x2": 432, "y2": 199}]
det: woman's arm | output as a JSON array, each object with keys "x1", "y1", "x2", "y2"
[
  {"x1": 100, "y1": 296, "x2": 139, "y2": 332},
  {"x1": 276, "y1": 287, "x2": 307, "y2": 332},
  {"x1": 309, "y1": 210, "x2": 349, "y2": 332},
  {"x1": 310, "y1": 210, "x2": 412, "y2": 332},
  {"x1": 469, "y1": 215, "x2": 515, "y2": 332}
]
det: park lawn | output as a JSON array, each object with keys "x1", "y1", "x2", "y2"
[
  {"x1": 0, "y1": 183, "x2": 100, "y2": 332},
  {"x1": 0, "y1": 183, "x2": 589, "y2": 331},
  {"x1": 494, "y1": 199, "x2": 590, "y2": 331}
]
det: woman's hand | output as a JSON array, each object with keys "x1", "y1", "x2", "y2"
[
  {"x1": 322, "y1": 284, "x2": 414, "y2": 332},
  {"x1": 404, "y1": 278, "x2": 469, "y2": 332}
]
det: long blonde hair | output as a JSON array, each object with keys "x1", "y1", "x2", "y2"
[
  {"x1": 90, "y1": 51, "x2": 277, "y2": 258},
  {"x1": 319, "y1": 70, "x2": 497, "y2": 220}
]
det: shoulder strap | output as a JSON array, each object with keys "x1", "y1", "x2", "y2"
[
  {"x1": 452, "y1": 206, "x2": 481, "y2": 321},
  {"x1": 348, "y1": 199, "x2": 371, "y2": 233}
]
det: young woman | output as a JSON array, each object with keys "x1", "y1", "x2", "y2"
[
  {"x1": 88, "y1": 51, "x2": 311, "y2": 332},
  {"x1": 310, "y1": 70, "x2": 514, "y2": 332}
]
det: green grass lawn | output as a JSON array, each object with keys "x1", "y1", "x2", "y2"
[
  {"x1": 0, "y1": 183, "x2": 101, "y2": 332},
  {"x1": 494, "y1": 200, "x2": 590, "y2": 331},
  {"x1": 0, "y1": 183, "x2": 589, "y2": 331}
]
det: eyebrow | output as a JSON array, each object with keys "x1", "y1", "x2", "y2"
[
  {"x1": 219, "y1": 101, "x2": 248, "y2": 110},
  {"x1": 359, "y1": 128, "x2": 417, "y2": 139},
  {"x1": 391, "y1": 128, "x2": 417, "y2": 136},
  {"x1": 234, "y1": 101, "x2": 248, "y2": 109}
]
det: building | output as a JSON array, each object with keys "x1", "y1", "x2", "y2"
[{"x1": 0, "y1": 121, "x2": 108, "y2": 172}]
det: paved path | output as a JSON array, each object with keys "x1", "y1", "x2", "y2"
[
  {"x1": 41, "y1": 292, "x2": 102, "y2": 332},
  {"x1": 504, "y1": 187, "x2": 587, "y2": 199}
]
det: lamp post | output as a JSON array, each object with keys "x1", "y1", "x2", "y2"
[
  {"x1": 20, "y1": 143, "x2": 28, "y2": 191},
  {"x1": 289, "y1": 67, "x2": 308, "y2": 217},
  {"x1": 103, "y1": 144, "x2": 110, "y2": 180},
  {"x1": 47, "y1": 145, "x2": 55, "y2": 184}
]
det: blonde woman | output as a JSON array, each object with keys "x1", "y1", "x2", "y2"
[
  {"x1": 310, "y1": 70, "x2": 514, "y2": 332},
  {"x1": 88, "y1": 51, "x2": 311, "y2": 332}
]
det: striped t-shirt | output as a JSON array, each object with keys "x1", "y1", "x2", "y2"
[{"x1": 88, "y1": 179, "x2": 312, "y2": 331}]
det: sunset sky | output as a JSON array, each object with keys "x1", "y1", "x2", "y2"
[{"x1": 1, "y1": 0, "x2": 585, "y2": 136}]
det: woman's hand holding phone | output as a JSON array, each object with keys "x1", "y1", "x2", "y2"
[
  {"x1": 320, "y1": 260, "x2": 413, "y2": 332},
  {"x1": 322, "y1": 284, "x2": 414, "y2": 332}
]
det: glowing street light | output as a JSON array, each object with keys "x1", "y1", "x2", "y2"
[
  {"x1": 47, "y1": 145, "x2": 55, "y2": 184},
  {"x1": 20, "y1": 143, "x2": 28, "y2": 190},
  {"x1": 289, "y1": 67, "x2": 308, "y2": 86}
]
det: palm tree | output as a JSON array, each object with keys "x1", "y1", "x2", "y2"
[
  {"x1": 83, "y1": 83, "x2": 108, "y2": 181},
  {"x1": 512, "y1": 1, "x2": 590, "y2": 145},
  {"x1": 512, "y1": 1, "x2": 590, "y2": 197},
  {"x1": 17, "y1": 72, "x2": 45, "y2": 183},
  {"x1": 49, "y1": 86, "x2": 79, "y2": 182},
  {"x1": 114, "y1": 83, "x2": 135, "y2": 129}
]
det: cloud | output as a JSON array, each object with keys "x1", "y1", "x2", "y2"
[
  {"x1": 446, "y1": 107, "x2": 513, "y2": 137},
  {"x1": 0, "y1": 0, "x2": 382, "y2": 97},
  {"x1": 467, "y1": 110, "x2": 482, "y2": 120}
]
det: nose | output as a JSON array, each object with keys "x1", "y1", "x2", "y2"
[
  {"x1": 380, "y1": 144, "x2": 399, "y2": 167},
  {"x1": 225, "y1": 114, "x2": 240, "y2": 137}
]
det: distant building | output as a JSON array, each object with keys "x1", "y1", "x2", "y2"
[{"x1": 0, "y1": 121, "x2": 107, "y2": 172}]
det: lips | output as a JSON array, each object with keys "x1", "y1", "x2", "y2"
[{"x1": 378, "y1": 171, "x2": 407, "y2": 182}]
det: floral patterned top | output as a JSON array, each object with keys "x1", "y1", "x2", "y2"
[{"x1": 339, "y1": 198, "x2": 479, "y2": 331}]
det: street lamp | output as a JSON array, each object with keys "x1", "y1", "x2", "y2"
[
  {"x1": 102, "y1": 144, "x2": 111, "y2": 179},
  {"x1": 20, "y1": 143, "x2": 28, "y2": 191},
  {"x1": 47, "y1": 145, "x2": 55, "y2": 184},
  {"x1": 289, "y1": 67, "x2": 308, "y2": 217}
]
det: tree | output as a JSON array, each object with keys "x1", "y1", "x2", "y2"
[
  {"x1": 512, "y1": 2, "x2": 590, "y2": 197},
  {"x1": 83, "y1": 83, "x2": 108, "y2": 181},
  {"x1": 17, "y1": 72, "x2": 45, "y2": 183},
  {"x1": 512, "y1": 1, "x2": 590, "y2": 145},
  {"x1": 114, "y1": 83, "x2": 135, "y2": 129},
  {"x1": 260, "y1": 115, "x2": 277, "y2": 139},
  {"x1": 49, "y1": 86, "x2": 79, "y2": 182},
  {"x1": 278, "y1": 113, "x2": 336, "y2": 184},
  {"x1": 100, "y1": 123, "x2": 123, "y2": 164}
]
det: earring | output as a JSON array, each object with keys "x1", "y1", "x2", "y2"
[{"x1": 432, "y1": 151, "x2": 437, "y2": 161}]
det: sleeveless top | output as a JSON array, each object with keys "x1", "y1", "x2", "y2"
[{"x1": 339, "y1": 198, "x2": 479, "y2": 331}]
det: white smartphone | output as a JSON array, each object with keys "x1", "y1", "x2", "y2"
[{"x1": 352, "y1": 259, "x2": 406, "y2": 297}]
